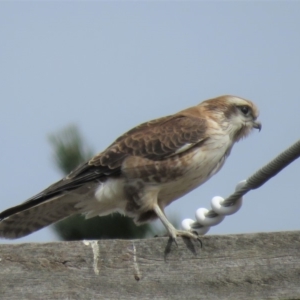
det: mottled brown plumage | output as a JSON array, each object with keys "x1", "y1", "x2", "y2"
[{"x1": 0, "y1": 95, "x2": 261, "y2": 240}]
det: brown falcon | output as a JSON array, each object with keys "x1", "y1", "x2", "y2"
[{"x1": 0, "y1": 95, "x2": 261, "y2": 240}]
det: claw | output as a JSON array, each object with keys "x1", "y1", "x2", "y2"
[
  {"x1": 172, "y1": 237, "x2": 179, "y2": 247},
  {"x1": 153, "y1": 204, "x2": 203, "y2": 247},
  {"x1": 196, "y1": 236, "x2": 203, "y2": 248},
  {"x1": 169, "y1": 229, "x2": 203, "y2": 246}
]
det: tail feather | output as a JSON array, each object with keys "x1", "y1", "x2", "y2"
[{"x1": 0, "y1": 195, "x2": 82, "y2": 239}]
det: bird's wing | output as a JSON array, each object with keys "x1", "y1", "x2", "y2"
[
  {"x1": 51, "y1": 112, "x2": 209, "y2": 188},
  {"x1": 0, "y1": 112, "x2": 208, "y2": 221},
  {"x1": 88, "y1": 113, "x2": 208, "y2": 169}
]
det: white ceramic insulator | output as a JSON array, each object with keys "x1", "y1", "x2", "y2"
[
  {"x1": 181, "y1": 218, "x2": 210, "y2": 235},
  {"x1": 195, "y1": 208, "x2": 225, "y2": 226},
  {"x1": 211, "y1": 196, "x2": 243, "y2": 216},
  {"x1": 181, "y1": 218, "x2": 194, "y2": 231}
]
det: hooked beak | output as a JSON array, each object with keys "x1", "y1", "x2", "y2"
[{"x1": 253, "y1": 120, "x2": 262, "y2": 131}]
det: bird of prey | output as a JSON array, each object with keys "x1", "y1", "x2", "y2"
[{"x1": 0, "y1": 95, "x2": 261, "y2": 240}]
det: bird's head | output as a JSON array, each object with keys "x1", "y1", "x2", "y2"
[{"x1": 201, "y1": 95, "x2": 261, "y2": 142}]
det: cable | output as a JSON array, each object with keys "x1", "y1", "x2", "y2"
[{"x1": 181, "y1": 139, "x2": 300, "y2": 232}]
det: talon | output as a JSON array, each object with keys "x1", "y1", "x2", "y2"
[
  {"x1": 197, "y1": 237, "x2": 203, "y2": 248},
  {"x1": 190, "y1": 230, "x2": 203, "y2": 247},
  {"x1": 153, "y1": 204, "x2": 202, "y2": 246},
  {"x1": 173, "y1": 238, "x2": 178, "y2": 247},
  {"x1": 168, "y1": 229, "x2": 203, "y2": 245}
]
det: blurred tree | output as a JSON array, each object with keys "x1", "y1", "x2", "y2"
[{"x1": 48, "y1": 125, "x2": 153, "y2": 240}]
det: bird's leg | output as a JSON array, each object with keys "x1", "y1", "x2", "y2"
[{"x1": 153, "y1": 203, "x2": 200, "y2": 244}]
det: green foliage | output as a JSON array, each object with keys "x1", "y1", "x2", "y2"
[
  {"x1": 48, "y1": 125, "x2": 152, "y2": 240},
  {"x1": 48, "y1": 125, "x2": 93, "y2": 174},
  {"x1": 54, "y1": 214, "x2": 153, "y2": 240}
]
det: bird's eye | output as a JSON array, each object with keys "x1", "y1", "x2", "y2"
[{"x1": 239, "y1": 106, "x2": 250, "y2": 115}]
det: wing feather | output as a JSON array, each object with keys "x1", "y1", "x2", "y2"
[
  {"x1": 90, "y1": 113, "x2": 207, "y2": 169},
  {"x1": 0, "y1": 111, "x2": 207, "y2": 216}
]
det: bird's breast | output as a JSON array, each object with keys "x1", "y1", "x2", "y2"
[
  {"x1": 122, "y1": 134, "x2": 233, "y2": 213},
  {"x1": 157, "y1": 137, "x2": 232, "y2": 207}
]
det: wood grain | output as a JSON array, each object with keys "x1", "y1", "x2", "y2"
[{"x1": 0, "y1": 231, "x2": 300, "y2": 299}]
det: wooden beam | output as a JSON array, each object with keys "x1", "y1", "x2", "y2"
[{"x1": 1, "y1": 231, "x2": 300, "y2": 299}]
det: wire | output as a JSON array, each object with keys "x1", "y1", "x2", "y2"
[{"x1": 191, "y1": 139, "x2": 300, "y2": 227}]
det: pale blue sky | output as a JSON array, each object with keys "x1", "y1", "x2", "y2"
[{"x1": 0, "y1": 2, "x2": 300, "y2": 243}]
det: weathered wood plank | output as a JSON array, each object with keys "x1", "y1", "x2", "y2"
[{"x1": 0, "y1": 231, "x2": 300, "y2": 299}]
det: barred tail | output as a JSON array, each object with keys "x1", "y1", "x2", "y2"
[{"x1": 0, "y1": 194, "x2": 82, "y2": 239}]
